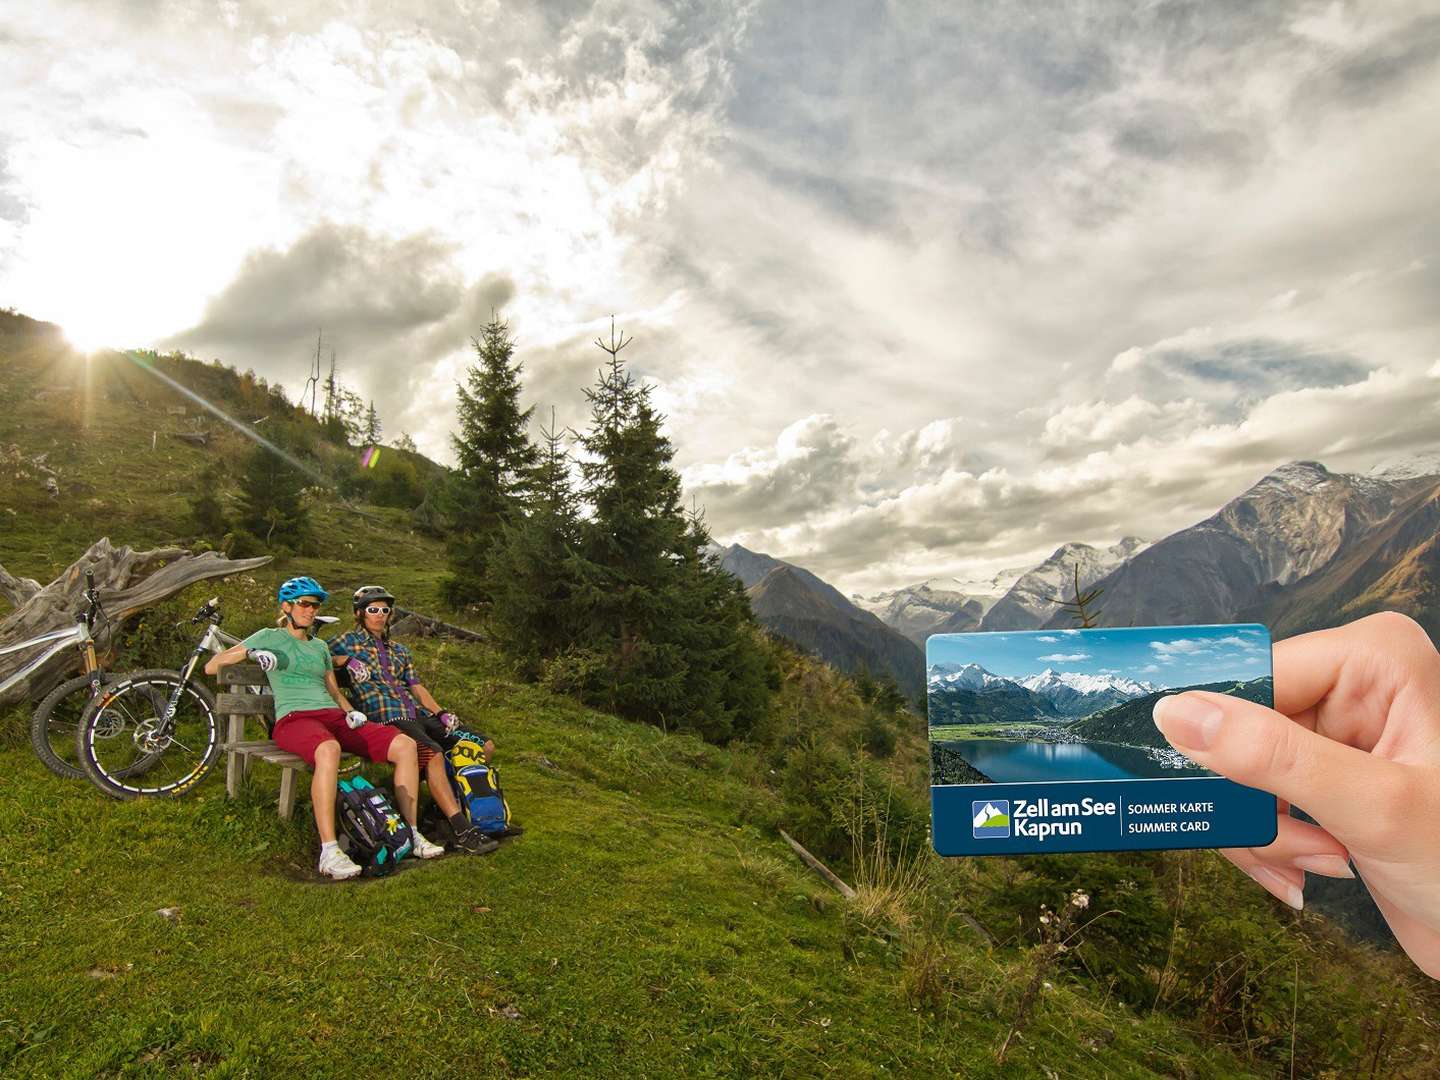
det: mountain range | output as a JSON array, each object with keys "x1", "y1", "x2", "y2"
[
  {"x1": 713, "y1": 455, "x2": 1437, "y2": 722},
  {"x1": 1038, "y1": 460, "x2": 1440, "y2": 636},
  {"x1": 852, "y1": 538, "x2": 1150, "y2": 643},
  {"x1": 925, "y1": 661, "x2": 1162, "y2": 725}
]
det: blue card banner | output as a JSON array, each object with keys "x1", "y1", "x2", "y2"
[{"x1": 932, "y1": 776, "x2": 1277, "y2": 856}]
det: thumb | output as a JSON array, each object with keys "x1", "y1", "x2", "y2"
[{"x1": 1152, "y1": 690, "x2": 1413, "y2": 846}]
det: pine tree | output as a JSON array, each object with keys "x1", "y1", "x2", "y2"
[
  {"x1": 392, "y1": 432, "x2": 417, "y2": 453},
  {"x1": 236, "y1": 438, "x2": 311, "y2": 550},
  {"x1": 569, "y1": 321, "x2": 771, "y2": 739},
  {"x1": 363, "y1": 400, "x2": 382, "y2": 445},
  {"x1": 442, "y1": 315, "x2": 540, "y2": 605},
  {"x1": 483, "y1": 412, "x2": 597, "y2": 672}
]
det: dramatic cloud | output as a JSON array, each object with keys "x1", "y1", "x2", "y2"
[{"x1": 4, "y1": 0, "x2": 1440, "y2": 590}]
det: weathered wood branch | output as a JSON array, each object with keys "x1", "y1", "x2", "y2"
[
  {"x1": 0, "y1": 538, "x2": 272, "y2": 707},
  {"x1": 778, "y1": 828, "x2": 857, "y2": 899},
  {"x1": 390, "y1": 606, "x2": 487, "y2": 643},
  {"x1": 0, "y1": 565, "x2": 42, "y2": 608}
]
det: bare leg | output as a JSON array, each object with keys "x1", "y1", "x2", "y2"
[
  {"x1": 426, "y1": 754, "x2": 460, "y2": 818},
  {"x1": 312, "y1": 740, "x2": 342, "y2": 844},
  {"x1": 387, "y1": 733, "x2": 419, "y2": 826}
]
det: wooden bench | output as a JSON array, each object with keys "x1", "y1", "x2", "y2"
[{"x1": 216, "y1": 663, "x2": 358, "y2": 819}]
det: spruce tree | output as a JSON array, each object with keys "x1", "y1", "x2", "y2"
[
  {"x1": 483, "y1": 413, "x2": 597, "y2": 672},
  {"x1": 236, "y1": 438, "x2": 311, "y2": 550},
  {"x1": 443, "y1": 315, "x2": 539, "y2": 605},
  {"x1": 571, "y1": 322, "x2": 771, "y2": 739},
  {"x1": 363, "y1": 400, "x2": 382, "y2": 444}
]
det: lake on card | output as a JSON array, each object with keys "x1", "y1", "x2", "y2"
[{"x1": 936, "y1": 738, "x2": 1212, "y2": 783}]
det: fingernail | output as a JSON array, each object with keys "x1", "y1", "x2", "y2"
[
  {"x1": 1250, "y1": 865, "x2": 1304, "y2": 910},
  {"x1": 1293, "y1": 855, "x2": 1354, "y2": 879},
  {"x1": 1152, "y1": 694, "x2": 1223, "y2": 751}
]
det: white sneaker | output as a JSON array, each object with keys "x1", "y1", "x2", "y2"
[
  {"x1": 318, "y1": 846, "x2": 362, "y2": 880},
  {"x1": 412, "y1": 831, "x2": 445, "y2": 859}
]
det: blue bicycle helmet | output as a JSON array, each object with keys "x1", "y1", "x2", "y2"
[{"x1": 277, "y1": 576, "x2": 329, "y2": 604}]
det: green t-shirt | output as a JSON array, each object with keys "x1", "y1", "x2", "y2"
[{"x1": 240, "y1": 627, "x2": 337, "y2": 722}]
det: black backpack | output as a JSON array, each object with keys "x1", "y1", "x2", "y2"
[{"x1": 336, "y1": 776, "x2": 413, "y2": 876}]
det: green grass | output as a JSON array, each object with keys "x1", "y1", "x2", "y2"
[
  {"x1": 0, "y1": 643, "x2": 1262, "y2": 1078},
  {"x1": 929, "y1": 723, "x2": 1047, "y2": 741}
]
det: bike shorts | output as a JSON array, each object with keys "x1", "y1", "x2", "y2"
[{"x1": 273, "y1": 708, "x2": 402, "y2": 766}]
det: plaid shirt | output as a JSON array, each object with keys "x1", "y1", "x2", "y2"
[{"x1": 330, "y1": 628, "x2": 423, "y2": 726}]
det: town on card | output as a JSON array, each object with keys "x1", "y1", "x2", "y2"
[{"x1": 927, "y1": 624, "x2": 1278, "y2": 856}]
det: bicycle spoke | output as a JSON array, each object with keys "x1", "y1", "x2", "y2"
[{"x1": 79, "y1": 674, "x2": 219, "y2": 798}]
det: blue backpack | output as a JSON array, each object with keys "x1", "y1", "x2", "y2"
[
  {"x1": 445, "y1": 728, "x2": 511, "y2": 834},
  {"x1": 336, "y1": 776, "x2": 413, "y2": 875}
]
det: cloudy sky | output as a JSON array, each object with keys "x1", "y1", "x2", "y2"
[{"x1": 4, "y1": 0, "x2": 1439, "y2": 594}]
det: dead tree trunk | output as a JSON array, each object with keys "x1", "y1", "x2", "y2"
[{"x1": 0, "y1": 537, "x2": 272, "y2": 708}]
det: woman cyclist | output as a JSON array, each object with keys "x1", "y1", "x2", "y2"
[{"x1": 205, "y1": 576, "x2": 445, "y2": 879}]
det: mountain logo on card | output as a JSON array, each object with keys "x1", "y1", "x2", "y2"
[{"x1": 972, "y1": 799, "x2": 1010, "y2": 838}]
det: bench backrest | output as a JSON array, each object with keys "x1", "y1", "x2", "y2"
[{"x1": 215, "y1": 663, "x2": 276, "y2": 729}]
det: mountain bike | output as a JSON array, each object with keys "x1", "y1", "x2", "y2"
[
  {"x1": 74, "y1": 597, "x2": 234, "y2": 799},
  {"x1": 74, "y1": 601, "x2": 340, "y2": 799},
  {"x1": 10, "y1": 570, "x2": 114, "y2": 779}
]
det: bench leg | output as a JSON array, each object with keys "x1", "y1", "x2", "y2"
[
  {"x1": 278, "y1": 767, "x2": 298, "y2": 820},
  {"x1": 225, "y1": 715, "x2": 245, "y2": 799}
]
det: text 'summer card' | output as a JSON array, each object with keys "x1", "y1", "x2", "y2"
[{"x1": 928, "y1": 624, "x2": 1278, "y2": 855}]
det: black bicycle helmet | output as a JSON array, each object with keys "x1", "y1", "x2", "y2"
[{"x1": 352, "y1": 584, "x2": 397, "y2": 611}]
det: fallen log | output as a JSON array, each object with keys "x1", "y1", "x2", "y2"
[
  {"x1": 390, "y1": 607, "x2": 486, "y2": 642},
  {"x1": 0, "y1": 538, "x2": 272, "y2": 708}
]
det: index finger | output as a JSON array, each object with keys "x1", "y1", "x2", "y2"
[{"x1": 1273, "y1": 612, "x2": 1439, "y2": 738}]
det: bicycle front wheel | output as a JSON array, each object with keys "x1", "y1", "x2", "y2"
[
  {"x1": 76, "y1": 669, "x2": 220, "y2": 799},
  {"x1": 30, "y1": 673, "x2": 111, "y2": 780}
]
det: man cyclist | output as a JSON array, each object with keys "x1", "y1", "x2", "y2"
[
  {"x1": 204, "y1": 576, "x2": 447, "y2": 879},
  {"x1": 330, "y1": 585, "x2": 514, "y2": 852}
]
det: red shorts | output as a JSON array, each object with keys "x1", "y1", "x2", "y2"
[{"x1": 273, "y1": 708, "x2": 402, "y2": 766}]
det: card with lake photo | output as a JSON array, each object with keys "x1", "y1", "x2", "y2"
[{"x1": 927, "y1": 624, "x2": 1279, "y2": 856}]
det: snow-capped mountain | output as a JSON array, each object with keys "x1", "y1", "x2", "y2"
[
  {"x1": 1017, "y1": 668, "x2": 1159, "y2": 716},
  {"x1": 1368, "y1": 451, "x2": 1440, "y2": 482},
  {"x1": 1042, "y1": 459, "x2": 1438, "y2": 631},
  {"x1": 978, "y1": 537, "x2": 1149, "y2": 631},
  {"x1": 853, "y1": 568, "x2": 1027, "y2": 645},
  {"x1": 926, "y1": 662, "x2": 1158, "y2": 718},
  {"x1": 926, "y1": 662, "x2": 1023, "y2": 691}
]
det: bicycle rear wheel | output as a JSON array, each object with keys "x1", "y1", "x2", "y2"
[
  {"x1": 76, "y1": 669, "x2": 220, "y2": 799},
  {"x1": 30, "y1": 673, "x2": 111, "y2": 780}
]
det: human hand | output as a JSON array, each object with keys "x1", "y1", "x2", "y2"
[
  {"x1": 346, "y1": 710, "x2": 368, "y2": 730},
  {"x1": 345, "y1": 659, "x2": 370, "y2": 683},
  {"x1": 1152, "y1": 612, "x2": 1440, "y2": 979},
  {"x1": 438, "y1": 711, "x2": 457, "y2": 734},
  {"x1": 248, "y1": 649, "x2": 278, "y2": 672}
]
